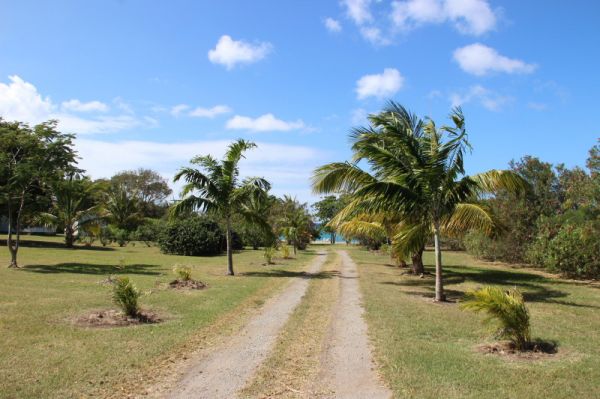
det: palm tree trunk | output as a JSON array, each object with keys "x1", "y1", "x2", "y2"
[
  {"x1": 65, "y1": 224, "x2": 75, "y2": 248},
  {"x1": 433, "y1": 222, "x2": 445, "y2": 302},
  {"x1": 411, "y1": 248, "x2": 424, "y2": 275},
  {"x1": 226, "y1": 218, "x2": 234, "y2": 276}
]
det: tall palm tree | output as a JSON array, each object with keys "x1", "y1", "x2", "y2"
[
  {"x1": 312, "y1": 102, "x2": 527, "y2": 301},
  {"x1": 170, "y1": 139, "x2": 270, "y2": 275}
]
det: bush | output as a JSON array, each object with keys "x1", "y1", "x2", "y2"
[
  {"x1": 460, "y1": 286, "x2": 531, "y2": 350},
  {"x1": 111, "y1": 227, "x2": 130, "y2": 247},
  {"x1": 158, "y1": 216, "x2": 223, "y2": 256},
  {"x1": 463, "y1": 231, "x2": 509, "y2": 262},
  {"x1": 99, "y1": 226, "x2": 113, "y2": 247},
  {"x1": 280, "y1": 244, "x2": 291, "y2": 259},
  {"x1": 133, "y1": 219, "x2": 164, "y2": 247},
  {"x1": 173, "y1": 265, "x2": 192, "y2": 281},
  {"x1": 112, "y1": 277, "x2": 141, "y2": 317},
  {"x1": 263, "y1": 246, "x2": 276, "y2": 264},
  {"x1": 528, "y1": 220, "x2": 600, "y2": 279}
]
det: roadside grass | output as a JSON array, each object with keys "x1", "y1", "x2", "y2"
[
  {"x1": 241, "y1": 252, "x2": 340, "y2": 398},
  {"x1": 0, "y1": 235, "x2": 316, "y2": 398},
  {"x1": 348, "y1": 246, "x2": 600, "y2": 399}
]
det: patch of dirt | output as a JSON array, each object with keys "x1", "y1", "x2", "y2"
[
  {"x1": 169, "y1": 279, "x2": 207, "y2": 290},
  {"x1": 73, "y1": 309, "x2": 162, "y2": 328},
  {"x1": 476, "y1": 340, "x2": 558, "y2": 360}
]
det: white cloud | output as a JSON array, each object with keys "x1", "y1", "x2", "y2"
[
  {"x1": 170, "y1": 104, "x2": 190, "y2": 117},
  {"x1": 189, "y1": 105, "x2": 232, "y2": 118},
  {"x1": 392, "y1": 0, "x2": 497, "y2": 35},
  {"x1": 342, "y1": 0, "x2": 373, "y2": 25},
  {"x1": 225, "y1": 113, "x2": 305, "y2": 132},
  {"x1": 359, "y1": 26, "x2": 391, "y2": 45},
  {"x1": 61, "y1": 99, "x2": 109, "y2": 113},
  {"x1": 75, "y1": 139, "x2": 326, "y2": 203},
  {"x1": 208, "y1": 35, "x2": 272, "y2": 70},
  {"x1": 324, "y1": 17, "x2": 342, "y2": 32},
  {"x1": 453, "y1": 43, "x2": 537, "y2": 76},
  {"x1": 356, "y1": 68, "x2": 404, "y2": 99},
  {"x1": 450, "y1": 85, "x2": 512, "y2": 111},
  {"x1": 0, "y1": 75, "x2": 141, "y2": 134}
]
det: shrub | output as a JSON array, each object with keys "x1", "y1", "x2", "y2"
[
  {"x1": 280, "y1": 244, "x2": 291, "y2": 259},
  {"x1": 173, "y1": 265, "x2": 193, "y2": 281},
  {"x1": 112, "y1": 277, "x2": 141, "y2": 317},
  {"x1": 460, "y1": 286, "x2": 531, "y2": 350},
  {"x1": 263, "y1": 246, "x2": 276, "y2": 264},
  {"x1": 528, "y1": 220, "x2": 600, "y2": 279},
  {"x1": 158, "y1": 216, "x2": 223, "y2": 256},
  {"x1": 463, "y1": 231, "x2": 508, "y2": 262},
  {"x1": 133, "y1": 219, "x2": 164, "y2": 247},
  {"x1": 99, "y1": 226, "x2": 113, "y2": 247},
  {"x1": 111, "y1": 227, "x2": 130, "y2": 247}
]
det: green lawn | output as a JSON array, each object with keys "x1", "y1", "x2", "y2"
[
  {"x1": 349, "y1": 246, "x2": 600, "y2": 399},
  {"x1": 0, "y1": 235, "x2": 317, "y2": 398}
]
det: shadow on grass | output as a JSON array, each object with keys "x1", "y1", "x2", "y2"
[
  {"x1": 1, "y1": 239, "x2": 115, "y2": 251},
  {"x1": 241, "y1": 269, "x2": 340, "y2": 280},
  {"x1": 380, "y1": 264, "x2": 600, "y2": 309},
  {"x1": 20, "y1": 262, "x2": 162, "y2": 275}
]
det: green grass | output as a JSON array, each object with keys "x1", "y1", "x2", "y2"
[
  {"x1": 0, "y1": 235, "x2": 317, "y2": 398},
  {"x1": 349, "y1": 246, "x2": 600, "y2": 399}
]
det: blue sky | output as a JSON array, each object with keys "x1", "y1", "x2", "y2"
[{"x1": 1, "y1": 0, "x2": 598, "y2": 202}]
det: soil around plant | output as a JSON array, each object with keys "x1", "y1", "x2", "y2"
[
  {"x1": 476, "y1": 340, "x2": 558, "y2": 360},
  {"x1": 73, "y1": 309, "x2": 162, "y2": 328},
  {"x1": 168, "y1": 279, "x2": 207, "y2": 290}
]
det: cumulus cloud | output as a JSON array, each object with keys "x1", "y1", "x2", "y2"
[
  {"x1": 61, "y1": 99, "x2": 109, "y2": 113},
  {"x1": 343, "y1": 0, "x2": 373, "y2": 25},
  {"x1": 392, "y1": 0, "x2": 497, "y2": 35},
  {"x1": 450, "y1": 85, "x2": 512, "y2": 111},
  {"x1": 0, "y1": 75, "x2": 141, "y2": 134},
  {"x1": 225, "y1": 113, "x2": 305, "y2": 132},
  {"x1": 75, "y1": 139, "x2": 326, "y2": 202},
  {"x1": 356, "y1": 68, "x2": 404, "y2": 99},
  {"x1": 453, "y1": 43, "x2": 537, "y2": 76},
  {"x1": 170, "y1": 104, "x2": 190, "y2": 117},
  {"x1": 189, "y1": 105, "x2": 232, "y2": 118},
  {"x1": 324, "y1": 17, "x2": 342, "y2": 32},
  {"x1": 208, "y1": 35, "x2": 272, "y2": 70}
]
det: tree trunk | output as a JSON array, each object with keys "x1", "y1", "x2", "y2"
[
  {"x1": 65, "y1": 224, "x2": 75, "y2": 248},
  {"x1": 411, "y1": 247, "x2": 424, "y2": 275},
  {"x1": 226, "y1": 218, "x2": 234, "y2": 276},
  {"x1": 433, "y1": 222, "x2": 445, "y2": 302},
  {"x1": 330, "y1": 231, "x2": 336, "y2": 245}
]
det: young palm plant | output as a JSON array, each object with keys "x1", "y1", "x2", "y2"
[
  {"x1": 312, "y1": 102, "x2": 527, "y2": 301},
  {"x1": 460, "y1": 286, "x2": 531, "y2": 350},
  {"x1": 170, "y1": 139, "x2": 271, "y2": 275}
]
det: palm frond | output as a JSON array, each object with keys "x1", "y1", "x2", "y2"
[{"x1": 443, "y1": 202, "x2": 496, "y2": 237}]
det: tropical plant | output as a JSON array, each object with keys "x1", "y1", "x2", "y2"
[
  {"x1": 112, "y1": 276, "x2": 141, "y2": 318},
  {"x1": 280, "y1": 244, "x2": 291, "y2": 259},
  {"x1": 460, "y1": 286, "x2": 531, "y2": 350},
  {"x1": 277, "y1": 195, "x2": 314, "y2": 255},
  {"x1": 158, "y1": 216, "x2": 223, "y2": 256},
  {"x1": 263, "y1": 246, "x2": 276, "y2": 265},
  {"x1": 103, "y1": 183, "x2": 142, "y2": 231},
  {"x1": 170, "y1": 139, "x2": 271, "y2": 275},
  {"x1": 312, "y1": 102, "x2": 527, "y2": 301},
  {"x1": 173, "y1": 265, "x2": 193, "y2": 281}
]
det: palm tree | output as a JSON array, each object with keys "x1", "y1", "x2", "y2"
[
  {"x1": 312, "y1": 102, "x2": 527, "y2": 301},
  {"x1": 104, "y1": 183, "x2": 142, "y2": 231},
  {"x1": 170, "y1": 139, "x2": 271, "y2": 275},
  {"x1": 277, "y1": 195, "x2": 313, "y2": 256},
  {"x1": 38, "y1": 174, "x2": 100, "y2": 248}
]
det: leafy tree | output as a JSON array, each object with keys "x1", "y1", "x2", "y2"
[
  {"x1": 312, "y1": 195, "x2": 347, "y2": 244},
  {"x1": 110, "y1": 168, "x2": 172, "y2": 218},
  {"x1": 170, "y1": 139, "x2": 271, "y2": 275},
  {"x1": 313, "y1": 102, "x2": 526, "y2": 301},
  {"x1": 0, "y1": 119, "x2": 78, "y2": 267}
]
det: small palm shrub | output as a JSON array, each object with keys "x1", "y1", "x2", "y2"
[
  {"x1": 112, "y1": 277, "x2": 141, "y2": 318},
  {"x1": 173, "y1": 265, "x2": 193, "y2": 281},
  {"x1": 263, "y1": 246, "x2": 276, "y2": 264},
  {"x1": 280, "y1": 244, "x2": 291, "y2": 259},
  {"x1": 460, "y1": 286, "x2": 531, "y2": 350}
]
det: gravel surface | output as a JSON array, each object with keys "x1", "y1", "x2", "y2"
[
  {"x1": 313, "y1": 250, "x2": 392, "y2": 398},
  {"x1": 165, "y1": 252, "x2": 327, "y2": 399}
]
